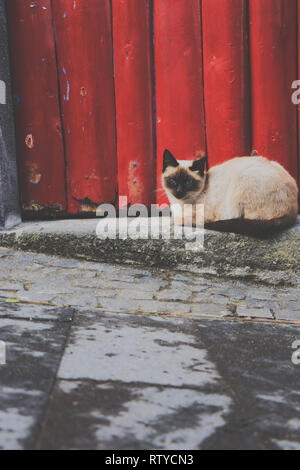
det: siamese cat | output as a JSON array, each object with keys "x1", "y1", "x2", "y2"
[{"x1": 162, "y1": 149, "x2": 298, "y2": 235}]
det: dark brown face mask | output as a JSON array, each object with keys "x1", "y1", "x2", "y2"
[
  {"x1": 165, "y1": 169, "x2": 200, "y2": 199},
  {"x1": 163, "y1": 149, "x2": 208, "y2": 176},
  {"x1": 163, "y1": 149, "x2": 208, "y2": 200}
]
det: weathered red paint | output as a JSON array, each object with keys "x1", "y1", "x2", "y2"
[
  {"x1": 7, "y1": 1, "x2": 300, "y2": 216},
  {"x1": 112, "y1": 0, "x2": 155, "y2": 208},
  {"x1": 6, "y1": 0, "x2": 66, "y2": 213},
  {"x1": 202, "y1": 0, "x2": 250, "y2": 165},
  {"x1": 249, "y1": 0, "x2": 298, "y2": 181},
  {"x1": 52, "y1": 0, "x2": 117, "y2": 213},
  {"x1": 154, "y1": 0, "x2": 206, "y2": 204}
]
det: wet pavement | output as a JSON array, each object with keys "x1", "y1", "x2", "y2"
[{"x1": 0, "y1": 247, "x2": 299, "y2": 450}]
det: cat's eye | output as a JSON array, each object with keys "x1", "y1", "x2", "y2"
[
  {"x1": 167, "y1": 178, "x2": 176, "y2": 188},
  {"x1": 186, "y1": 178, "x2": 193, "y2": 186}
]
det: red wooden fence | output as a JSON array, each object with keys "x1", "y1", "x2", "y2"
[
  {"x1": 5, "y1": 0, "x2": 300, "y2": 217},
  {"x1": 202, "y1": 0, "x2": 250, "y2": 166},
  {"x1": 154, "y1": 0, "x2": 206, "y2": 205},
  {"x1": 6, "y1": 0, "x2": 66, "y2": 215},
  {"x1": 112, "y1": 0, "x2": 155, "y2": 208},
  {"x1": 52, "y1": 0, "x2": 118, "y2": 214},
  {"x1": 249, "y1": 0, "x2": 298, "y2": 180}
]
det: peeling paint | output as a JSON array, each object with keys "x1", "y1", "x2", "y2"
[
  {"x1": 124, "y1": 40, "x2": 133, "y2": 59},
  {"x1": 195, "y1": 150, "x2": 206, "y2": 159},
  {"x1": 71, "y1": 175, "x2": 102, "y2": 208},
  {"x1": 65, "y1": 80, "x2": 70, "y2": 101},
  {"x1": 26, "y1": 163, "x2": 42, "y2": 185},
  {"x1": 72, "y1": 196, "x2": 100, "y2": 213},
  {"x1": 25, "y1": 134, "x2": 34, "y2": 149},
  {"x1": 128, "y1": 161, "x2": 143, "y2": 201},
  {"x1": 22, "y1": 202, "x2": 63, "y2": 213},
  {"x1": 271, "y1": 131, "x2": 282, "y2": 143},
  {"x1": 79, "y1": 202, "x2": 99, "y2": 213},
  {"x1": 22, "y1": 202, "x2": 44, "y2": 212},
  {"x1": 80, "y1": 87, "x2": 87, "y2": 97},
  {"x1": 29, "y1": 173, "x2": 42, "y2": 185}
]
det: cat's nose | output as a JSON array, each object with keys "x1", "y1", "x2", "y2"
[{"x1": 176, "y1": 186, "x2": 184, "y2": 199}]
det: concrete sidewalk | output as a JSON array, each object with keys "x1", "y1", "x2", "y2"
[
  {"x1": 0, "y1": 217, "x2": 299, "y2": 285},
  {"x1": 0, "y1": 247, "x2": 299, "y2": 450}
]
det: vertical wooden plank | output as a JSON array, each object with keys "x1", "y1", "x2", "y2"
[
  {"x1": 154, "y1": 0, "x2": 206, "y2": 204},
  {"x1": 53, "y1": 0, "x2": 117, "y2": 214},
  {"x1": 112, "y1": 0, "x2": 155, "y2": 208},
  {"x1": 6, "y1": 0, "x2": 66, "y2": 216},
  {"x1": 250, "y1": 0, "x2": 298, "y2": 181},
  {"x1": 202, "y1": 0, "x2": 250, "y2": 166}
]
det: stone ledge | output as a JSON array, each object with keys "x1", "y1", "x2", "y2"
[{"x1": 0, "y1": 217, "x2": 299, "y2": 285}]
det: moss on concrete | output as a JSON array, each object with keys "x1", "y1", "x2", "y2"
[{"x1": 0, "y1": 219, "x2": 299, "y2": 286}]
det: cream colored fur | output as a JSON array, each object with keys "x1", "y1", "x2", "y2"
[{"x1": 162, "y1": 156, "x2": 298, "y2": 231}]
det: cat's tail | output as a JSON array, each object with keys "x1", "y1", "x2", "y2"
[{"x1": 205, "y1": 214, "x2": 297, "y2": 237}]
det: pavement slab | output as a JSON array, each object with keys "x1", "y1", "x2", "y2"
[
  {"x1": 0, "y1": 305, "x2": 74, "y2": 450},
  {"x1": 36, "y1": 313, "x2": 300, "y2": 450},
  {"x1": 0, "y1": 248, "x2": 299, "y2": 449}
]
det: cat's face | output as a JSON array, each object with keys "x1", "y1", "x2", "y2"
[{"x1": 162, "y1": 149, "x2": 207, "y2": 203}]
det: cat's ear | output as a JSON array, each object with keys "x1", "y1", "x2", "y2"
[
  {"x1": 189, "y1": 157, "x2": 207, "y2": 177},
  {"x1": 163, "y1": 149, "x2": 179, "y2": 172}
]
